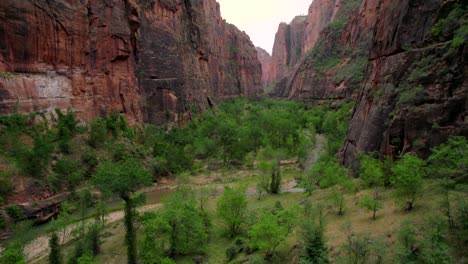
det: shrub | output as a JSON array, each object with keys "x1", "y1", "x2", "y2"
[
  {"x1": 88, "y1": 119, "x2": 107, "y2": 148},
  {"x1": 397, "y1": 85, "x2": 424, "y2": 106},
  {"x1": 5, "y1": 205, "x2": 24, "y2": 222},
  {"x1": 225, "y1": 246, "x2": 237, "y2": 261},
  {"x1": 334, "y1": 56, "x2": 368, "y2": 83},
  {"x1": 217, "y1": 186, "x2": 248, "y2": 237},
  {"x1": 452, "y1": 24, "x2": 468, "y2": 48},
  {"x1": 0, "y1": 244, "x2": 26, "y2": 264},
  {"x1": 0, "y1": 172, "x2": 13, "y2": 196},
  {"x1": 0, "y1": 214, "x2": 6, "y2": 229}
]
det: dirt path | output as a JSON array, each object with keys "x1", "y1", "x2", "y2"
[
  {"x1": 26, "y1": 204, "x2": 162, "y2": 263},
  {"x1": 303, "y1": 134, "x2": 327, "y2": 171}
]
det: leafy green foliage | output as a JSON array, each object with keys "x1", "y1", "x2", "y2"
[
  {"x1": 396, "y1": 217, "x2": 451, "y2": 264},
  {"x1": 160, "y1": 190, "x2": 208, "y2": 256},
  {"x1": 92, "y1": 159, "x2": 151, "y2": 264},
  {"x1": 55, "y1": 109, "x2": 78, "y2": 153},
  {"x1": 431, "y1": 4, "x2": 467, "y2": 48},
  {"x1": 427, "y1": 136, "x2": 467, "y2": 180},
  {"x1": 5, "y1": 206, "x2": 24, "y2": 222},
  {"x1": 390, "y1": 154, "x2": 426, "y2": 210},
  {"x1": 0, "y1": 243, "x2": 26, "y2": 264},
  {"x1": 217, "y1": 186, "x2": 248, "y2": 237},
  {"x1": 340, "y1": 225, "x2": 387, "y2": 264},
  {"x1": 20, "y1": 131, "x2": 55, "y2": 178},
  {"x1": 334, "y1": 56, "x2": 368, "y2": 83},
  {"x1": 139, "y1": 213, "x2": 174, "y2": 263},
  {"x1": 397, "y1": 85, "x2": 425, "y2": 106},
  {"x1": 0, "y1": 172, "x2": 14, "y2": 199},
  {"x1": 358, "y1": 153, "x2": 385, "y2": 188},
  {"x1": 248, "y1": 205, "x2": 300, "y2": 256},
  {"x1": 358, "y1": 195, "x2": 383, "y2": 220},
  {"x1": 452, "y1": 23, "x2": 468, "y2": 47},
  {"x1": 49, "y1": 232, "x2": 62, "y2": 264},
  {"x1": 87, "y1": 119, "x2": 107, "y2": 148},
  {"x1": 92, "y1": 159, "x2": 151, "y2": 199},
  {"x1": 300, "y1": 218, "x2": 329, "y2": 263},
  {"x1": 309, "y1": 157, "x2": 350, "y2": 189},
  {"x1": 51, "y1": 157, "x2": 83, "y2": 192},
  {"x1": 76, "y1": 254, "x2": 97, "y2": 264},
  {"x1": 303, "y1": 41, "x2": 343, "y2": 72}
]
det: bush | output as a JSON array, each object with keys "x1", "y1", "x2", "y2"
[
  {"x1": 5, "y1": 205, "x2": 24, "y2": 222},
  {"x1": 88, "y1": 119, "x2": 107, "y2": 148},
  {"x1": 0, "y1": 172, "x2": 13, "y2": 196},
  {"x1": 217, "y1": 186, "x2": 248, "y2": 237},
  {"x1": 225, "y1": 246, "x2": 237, "y2": 261},
  {"x1": 158, "y1": 190, "x2": 209, "y2": 256},
  {"x1": 0, "y1": 214, "x2": 6, "y2": 229},
  {"x1": 0, "y1": 243, "x2": 26, "y2": 264},
  {"x1": 56, "y1": 109, "x2": 78, "y2": 153},
  {"x1": 397, "y1": 85, "x2": 425, "y2": 107}
]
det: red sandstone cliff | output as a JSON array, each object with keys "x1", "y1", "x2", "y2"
[
  {"x1": 255, "y1": 47, "x2": 272, "y2": 88},
  {"x1": 0, "y1": 0, "x2": 262, "y2": 125},
  {"x1": 270, "y1": 0, "x2": 467, "y2": 163}
]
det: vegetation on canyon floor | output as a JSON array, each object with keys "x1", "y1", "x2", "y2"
[{"x1": 0, "y1": 98, "x2": 466, "y2": 264}]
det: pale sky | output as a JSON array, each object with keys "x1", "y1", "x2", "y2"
[{"x1": 218, "y1": 0, "x2": 312, "y2": 54}]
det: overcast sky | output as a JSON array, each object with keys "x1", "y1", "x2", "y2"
[{"x1": 218, "y1": 0, "x2": 312, "y2": 54}]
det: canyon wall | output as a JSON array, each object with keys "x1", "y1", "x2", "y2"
[
  {"x1": 255, "y1": 47, "x2": 272, "y2": 88},
  {"x1": 0, "y1": 0, "x2": 262, "y2": 125},
  {"x1": 270, "y1": 0, "x2": 467, "y2": 163}
]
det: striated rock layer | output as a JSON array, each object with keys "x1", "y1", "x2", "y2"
[
  {"x1": 270, "y1": 0, "x2": 467, "y2": 163},
  {"x1": 255, "y1": 47, "x2": 272, "y2": 88},
  {"x1": 0, "y1": 0, "x2": 262, "y2": 125}
]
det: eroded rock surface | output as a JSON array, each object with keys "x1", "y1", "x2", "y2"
[
  {"x1": 0, "y1": 0, "x2": 262, "y2": 125},
  {"x1": 269, "y1": 0, "x2": 467, "y2": 163}
]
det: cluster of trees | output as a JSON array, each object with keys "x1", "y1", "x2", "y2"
[
  {"x1": 0, "y1": 99, "x2": 353, "y2": 205},
  {"x1": 0, "y1": 99, "x2": 465, "y2": 263}
]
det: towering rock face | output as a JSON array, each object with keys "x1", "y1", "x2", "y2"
[
  {"x1": 255, "y1": 47, "x2": 272, "y2": 88},
  {"x1": 270, "y1": 0, "x2": 467, "y2": 163},
  {"x1": 269, "y1": 16, "x2": 308, "y2": 84},
  {"x1": 0, "y1": 0, "x2": 262, "y2": 125}
]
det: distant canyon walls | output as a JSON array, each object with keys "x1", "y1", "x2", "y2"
[
  {"x1": 267, "y1": 0, "x2": 467, "y2": 164},
  {"x1": 0, "y1": 0, "x2": 262, "y2": 125}
]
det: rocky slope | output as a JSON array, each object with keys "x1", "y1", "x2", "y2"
[
  {"x1": 0, "y1": 0, "x2": 262, "y2": 125},
  {"x1": 269, "y1": 0, "x2": 467, "y2": 164}
]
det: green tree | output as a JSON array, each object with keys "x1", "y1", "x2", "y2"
[
  {"x1": 270, "y1": 162, "x2": 281, "y2": 194},
  {"x1": 358, "y1": 153, "x2": 385, "y2": 198},
  {"x1": 419, "y1": 216, "x2": 451, "y2": 263},
  {"x1": 92, "y1": 158, "x2": 152, "y2": 264},
  {"x1": 52, "y1": 157, "x2": 82, "y2": 192},
  {"x1": 300, "y1": 219, "x2": 329, "y2": 263},
  {"x1": 49, "y1": 233, "x2": 62, "y2": 264},
  {"x1": 0, "y1": 243, "x2": 26, "y2": 264},
  {"x1": 257, "y1": 159, "x2": 281, "y2": 195},
  {"x1": 358, "y1": 194, "x2": 383, "y2": 220},
  {"x1": 217, "y1": 186, "x2": 248, "y2": 237},
  {"x1": 76, "y1": 254, "x2": 96, "y2": 264},
  {"x1": 395, "y1": 219, "x2": 420, "y2": 263},
  {"x1": 87, "y1": 119, "x2": 107, "y2": 148},
  {"x1": 55, "y1": 109, "x2": 78, "y2": 153},
  {"x1": 390, "y1": 154, "x2": 426, "y2": 211},
  {"x1": 139, "y1": 213, "x2": 175, "y2": 264},
  {"x1": 311, "y1": 157, "x2": 349, "y2": 189},
  {"x1": 427, "y1": 136, "x2": 467, "y2": 181},
  {"x1": 440, "y1": 178, "x2": 456, "y2": 228},
  {"x1": 160, "y1": 190, "x2": 208, "y2": 256},
  {"x1": 249, "y1": 206, "x2": 300, "y2": 257},
  {"x1": 325, "y1": 173, "x2": 354, "y2": 216}
]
